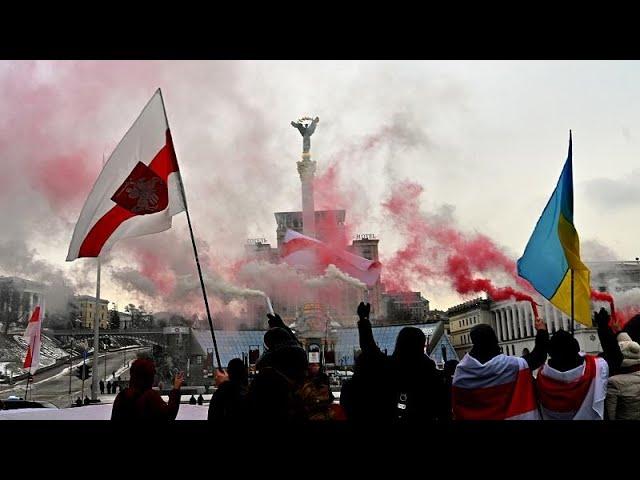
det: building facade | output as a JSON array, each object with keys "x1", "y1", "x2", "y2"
[
  {"x1": 0, "y1": 276, "x2": 45, "y2": 330},
  {"x1": 447, "y1": 298, "x2": 493, "y2": 357},
  {"x1": 381, "y1": 291, "x2": 430, "y2": 324},
  {"x1": 448, "y1": 295, "x2": 608, "y2": 358},
  {"x1": 76, "y1": 295, "x2": 110, "y2": 329}
]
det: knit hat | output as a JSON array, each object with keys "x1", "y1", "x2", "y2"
[{"x1": 617, "y1": 332, "x2": 640, "y2": 367}]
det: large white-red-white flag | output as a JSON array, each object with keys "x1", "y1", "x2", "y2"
[
  {"x1": 452, "y1": 353, "x2": 540, "y2": 420},
  {"x1": 66, "y1": 89, "x2": 185, "y2": 261},
  {"x1": 281, "y1": 229, "x2": 382, "y2": 286},
  {"x1": 23, "y1": 303, "x2": 44, "y2": 374}
]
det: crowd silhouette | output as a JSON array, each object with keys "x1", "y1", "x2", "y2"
[{"x1": 110, "y1": 302, "x2": 640, "y2": 423}]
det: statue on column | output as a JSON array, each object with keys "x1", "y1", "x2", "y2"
[{"x1": 291, "y1": 116, "x2": 319, "y2": 154}]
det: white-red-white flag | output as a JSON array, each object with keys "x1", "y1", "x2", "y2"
[
  {"x1": 66, "y1": 89, "x2": 185, "y2": 261},
  {"x1": 23, "y1": 303, "x2": 44, "y2": 374},
  {"x1": 282, "y1": 229, "x2": 382, "y2": 286}
]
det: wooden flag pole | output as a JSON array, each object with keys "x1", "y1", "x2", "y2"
[{"x1": 157, "y1": 89, "x2": 222, "y2": 371}]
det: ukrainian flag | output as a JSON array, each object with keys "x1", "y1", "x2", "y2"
[{"x1": 517, "y1": 132, "x2": 592, "y2": 326}]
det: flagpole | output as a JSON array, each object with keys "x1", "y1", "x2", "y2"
[
  {"x1": 156, "y1": 88, "x2": 223, "y2": 371},
  {"x1": 24, "y1": 372, "x2": 31, "y2": 401},
  {"x1": 90, "y1": 258, "x2": 101, "y2": 400},
  {"x1": 570, "y1": 268, "x2": 575, "y2": 337}
]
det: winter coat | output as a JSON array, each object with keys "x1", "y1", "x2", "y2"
[
  {"x1": 605, "y1": 332, "x2": 640, "y2": 420},
  {"x1": 208, "y1": 380, "x2": 248, "y2": 423},
  {"x1": 246, "y1": 339, "x2": 308, "y2": 423},
  {"x1": 347, "y1": 317, "x2": 447, "y2": 424},
  {"x1": 111, "y1": 388, "x2": 181, "y2": 422}
]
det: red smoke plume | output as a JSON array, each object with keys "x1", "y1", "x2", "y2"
[{"x1": 381, "y1": 180, "x2": 538, "y2": 313}]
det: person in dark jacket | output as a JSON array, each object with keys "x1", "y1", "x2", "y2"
[
  {"x1": 594, "y1": 308, "x2": 624, "y2": 375},
  {"x1": 442, "y1": 360, "x2": 459, "y2": 421},
  {"x1": 111, "y1": 358, "x2": 183, "y2": 422},
  {"x1": 451, "y1": 320, "x2": 548, "y2": 420},
  {"x1": 99, "y1": 380, "x2": 105, "y2": 395},
  {"x1": 622, "y1": 313, "x2": 640, "y2": 343},
  {"x1": 106, "y1": 380, "x2": 112, "y2": 394},
  {"x1": 189, "y1": 395, "x2": 197, "y2": 405},
  {"x1": 208, "y1": 358, "x2": 249, "y2": 423},
  {"x1": 347, "y1": 302, "x2": 448, "y2": 424},
  {"x1": 245, "y1": 312, "x2": 308, "y2": 423}
]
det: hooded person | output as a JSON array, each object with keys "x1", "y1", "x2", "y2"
[
  {"x1": 111, "y1": 357, "x2": 184, "y2": 422},
  {"x1": 348, "y1": 302, "x2": 447, "y2": 424},
  {"x1": 245, "y1": 313, "x2": 308, "y2": 423},
  {"x1": 605, "y1": 332, "x2": 640, "y2": 420},
  {"x1": 535, "y1": 330, "x2": 608, "y2": 420},
  {"x1": 208, "y1": 358, "x2": 249, "y2": 424},
  {"x1": 452, "y1": 319, "x2": 549, "y2": 420}
]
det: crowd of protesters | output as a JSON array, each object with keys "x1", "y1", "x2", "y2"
[{"x1": 110, "y1": 302, "x2": 640, "y2": 422}]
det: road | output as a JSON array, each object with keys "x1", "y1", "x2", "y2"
[{"x1": 0, "y1": 347, "x2": 149, "y2": 408}]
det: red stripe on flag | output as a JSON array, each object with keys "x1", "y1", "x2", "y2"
[
  {"x1": 536, "y1": 355, "x2": 596, "y2": 412},
  {"x1": 452, "y1": 368, "x2": 537, "y2": 420},
  {"x1": 78, "y1": 130, "x2": 179, "y2": 258},
  {"x1": 23, "y1": 345, "x2": 33, "y2": 369}
]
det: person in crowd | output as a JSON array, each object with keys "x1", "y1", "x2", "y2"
[
  {"x1": 605, "y1": 331, "x2": 640, "y2": 420},
  {"x1": 296, "y1": 363, "x2": 346, "y2": 421},
  {"x1": 99, "y1": 379, "x2": 105, "y2": 395},
  {"x1": 197, "y1": 394, "x2": 204, "y2": 405},
  {"x1": 622, "y1": 314, "x2": 640, "y2": 344},
  {"x1": 347, "y1": 302, "x2": 447, "y2": 424},
  {"x1": 208, "y1": 358, "x2": 249, "y2": 424},
  {"x1": 442, "y1": 360, "x2": 459, "y2": 421},
  {"x1": 83, "y1": 396, "x2": 90, "y2": 405},
  {"x1": 75, "y1": 397, "x2": 82, "y2": 407},
  {"x1": 245, "y1": 312, "x2": 308, "y2": 423},
  {"x1": 106, "y1": 380, "x2": 112, "y2": 394},
  {"x1": 595, "y1": 308, "x2": 624, "y2": 375},
  {"x1": 535, "y1": 329, "x2": 608, "y2": 420},
  {"x1": 111, "y1": 357, "x2": 183, "y2": 422},
  {"x1": 189, "y1": 395, "x2": 197, "y2": 405},
  {"x1": 452, "y1": 317, "x2": 548, "y2": 420}
]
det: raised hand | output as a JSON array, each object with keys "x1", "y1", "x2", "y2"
[
  {"x1": 534, "y1": 316, "x2": 547, "y2": 331},
  {"x1": 214, "y1": 369, "x2": 229, "y2": 386},
  {"x1": 173, "y1": 371, "x2": 185, "y2": 390},
  {"x1": 267, "y1": 312, "x2": 285, "y2": 329},
  {"x1": 594, "y1": 307, "x2": 610, "y2": 328},
  {"x1": 357, "y1": 302, "x2": 371, "y2": 321}
]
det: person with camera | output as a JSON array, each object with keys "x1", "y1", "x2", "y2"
[{"x1": 346, "y1": 302, "x2": 447, "y2": 424}]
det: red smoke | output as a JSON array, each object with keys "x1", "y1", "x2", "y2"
[
  {"x1": 133, "y1": 249, "x2": 177, "y2": 297},
  {"x1": 381, "y1": 180, "x2": 538, "y2": 313},
  {"x1": 447, "y1": 255, "x2": 539, "y2": 318},
  {"x1": 34, "y1": 151, "x2": 99, "y2": 210},
  {"x1": 590, "y1": 289, "x2": 640, "y2": 331}
]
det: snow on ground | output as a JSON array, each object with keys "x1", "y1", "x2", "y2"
[{"x1": 0, "y1": 403, "x2": 209, "y2": 420}]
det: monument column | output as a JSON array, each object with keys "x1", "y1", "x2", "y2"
[
  {"x1": 292, "y1": 116, "x2": 320, "y2": 238},
  {"x1": 297, "y1": 156, "x2": 317, "y2": 238}
]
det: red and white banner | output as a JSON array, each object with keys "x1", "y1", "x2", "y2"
[
  {"x1": 23, "y1": 303, "x2": 44, "y2": 374},
  {"x1": 281, "y1": 229, "x2": 382, "y2": 286},
  {"x1": 452, "y1": 353, "x2": 539, "y2": 420},
  {"x1": 66, "y1": 89, "x2": 185, "y2": 261},
  {"x1": 536, "y1": 354, "x2": 608, "y2": 420}
]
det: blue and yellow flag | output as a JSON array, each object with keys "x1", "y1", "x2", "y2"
[{"x1": 517, "y1": 132, "x2": 591, "y2": 326}]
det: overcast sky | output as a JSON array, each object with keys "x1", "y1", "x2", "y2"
[{"x1": 0, "y1": 60, "x2": 638, "y2": 313}]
